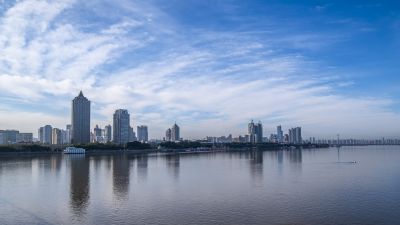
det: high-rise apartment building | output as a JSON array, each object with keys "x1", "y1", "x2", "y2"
[
  {"x1": 105, "y1": 125, "x2": 112, "y2": 143},
  {"x1": 171, "y1": 123, "x2": 180, "y2": 141},
  {"x1": 65, "y1": 124, "x2": 72, "y2": 144},
  {"x1": 129, "y1": 126, "x2": 137, "y2": 142},
  {"x1": 289, "y1": 127, "x2": 302, "y2": 144},
  {"x1": 52, "y1": 128, "x2": 62, "y2": 145},
  {"x1": 71, "y1": 91, "x2": 91, "y2": 144},
  {"x1": 248, "y1": 120, "x2": 263, "y2": 143},
  {"x1": 113, "y1": 109, "x2": 130, "y2": 144},
  {"x1": 165, "y1": 128, "x2": 172, "y2": 141},
  {"x1": 0, "y1": 130, "x2": 20, "y2": 144},
  {"x1": 277, "y1": 125, "x2": 283, "y2": 143},
  {"x1": 16, "y1": 133, "x2": 33, "y2": 143},
  {"x1": 39, "y1": 125, "x2": 52, "y2": 144},
  {"x1": 93, "y1": 125, "x2": 103, "y2": 143},
  {"x1": 137, "y1": 125, "x2": 148, "y2": 142}
]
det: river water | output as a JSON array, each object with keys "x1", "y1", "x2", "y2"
[{"x1": 0, "y1": 146, "x2": 399, "y2": 225}]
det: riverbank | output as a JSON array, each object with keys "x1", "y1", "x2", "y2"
[{"x1": 0, "y1": 143, "x2": 330, "y2": 157}]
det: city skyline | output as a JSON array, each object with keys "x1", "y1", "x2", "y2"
[{"x1": 0, "y1": 1, "x2": 400, "y2": 139}]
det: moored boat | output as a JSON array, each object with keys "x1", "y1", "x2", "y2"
[{"x1": 64, "y1": 146, "x2": 86, "y2": 154}]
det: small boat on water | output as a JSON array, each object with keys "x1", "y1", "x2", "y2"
[{"x1": 64, "y1": 146, "x2": 86, "y2": 154}]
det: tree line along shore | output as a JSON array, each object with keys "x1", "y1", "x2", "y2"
[{"x1": 0, "y1": 141, "x2": 330, "y2": 154}]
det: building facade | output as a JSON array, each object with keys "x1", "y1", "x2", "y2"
[
  {"x1": 52, "y1": 128, "x2": 62, "y2": 145},
  {"x1": 71, "y1": 91, "x2": 91, "y2": 144},
  {"x1": 0, "y1": 130, "x2": 20, "y2": 144},
  {"x1": 248, "y1": 120, "x2": 263, "y2": 143},
  {"x1": 165, "y1": 128, "x2": 172, "y2": 141},
  {"x1": 171, "y1": 123, "x2": 180, "y2": 141},
  {"x1": 137, "y1": 125, "x2": 148, "y2": 142},
  {"x1": 277, "y1": 125, "x2": 283, "y2": 143},
  {"x1": 105, "y1": 125, "x2": 112, "y2": 143},
  {"x1": 113, "y1": 109, "x2": 130, "y2": 144},
  {"x1": 289, "y1": 127, "x2": 302, "y2": 144},
  {"x1": 39, "y1": 125, "x2": 52, "y2": 144},
  {"x1": 129, "y1": 126, "x2": 137, "y2": 142},
  {"x1": 16, "y1": 133, "x2": 33, "y2": 143}
]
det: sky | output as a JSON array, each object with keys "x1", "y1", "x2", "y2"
[{"x1": 0, "y1": 0, "x2": 399, "y2": 140}]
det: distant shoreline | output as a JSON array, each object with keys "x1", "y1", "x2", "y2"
[
  {"x1": 0, "y1": 144, "x2": 332, "y2": 157},
  {"x1": 2, "y1": 144, "x2": 399, "y2": 157}
]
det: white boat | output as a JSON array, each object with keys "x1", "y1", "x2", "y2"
[{"x1": 64, "y1": 146, "x2": 86, "y2": 154}]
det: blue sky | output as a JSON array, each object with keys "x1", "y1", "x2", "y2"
[{"x1": 0, "y1": 0, "x2": 399, "y2": 139}]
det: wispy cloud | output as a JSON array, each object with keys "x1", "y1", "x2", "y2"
[{"x1": 0, "y1": 0, "x2": 399, "y2": 139}]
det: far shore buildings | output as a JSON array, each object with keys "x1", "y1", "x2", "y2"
[
  {"x1": 0, "y1": 130, "x2": 33, "y2": 144},
  {"x1": 248, "y1": 120, "x2": 263, "y2": 143},
  {"x1": 71, "y1": 91, "x2": 91, "y2": 144},
  {"x1": 113, "y1": 109, "x2": 130, "y2": 144},
  {"x1": 39, "y1": 125, "x2": 52, "y2": 144},
  {"x1": 137, "y1": 125, "x2": 148, "y2": 142},
  {"x1": 105, "y1": 125, "x2": 112, "y2": 142},
  {"x1": 289, "y1": 127, "x2": 302, "y2": 144},
  {"x1": 165, "y1": 123, "x2": 180, "y2": 142}
]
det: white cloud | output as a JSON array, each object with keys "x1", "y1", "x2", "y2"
[{"x1": 0, "y1": 0, "x2": 399, "y2": 140}]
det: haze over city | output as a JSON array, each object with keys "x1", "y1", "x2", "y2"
[{"x1": 0, "y1": 0, "x2": 399, "y2": 139}]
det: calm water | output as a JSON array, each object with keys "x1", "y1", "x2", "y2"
[{"x1": 0, "y1": 146, "x2": 400, "y2": 225}]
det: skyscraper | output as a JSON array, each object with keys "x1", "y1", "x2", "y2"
[
  {"x1": 171, "y1": 123, "x2": 180, "y2": 141},
  {"x1": 137, "y1": 125, "x2": 148, "y2": 142},
  {"x1": 52, "y1": 128, "x2": 62, "y2": 145},
  {"x1": 256, "y1": 121, "x2": 263, "y2": 143},
  {"x1": 66, "y1": 124, "x2": 72, "y2": 144},
  {"x1": 248, "y1": 120, "x2": 263, "y2": 143},
  {"x1": 129, "y1": 126, "x2": 137, "y2": 142},
  {"x1": 93, "y1": 125, "x2": 103, "y2": 143},
  {"x1": 165, "y1": 128, "x2": 172, "y2": 141},
  {"x1": 71, "y1": 91, "x2": 91, "y2": 144},
  {"x1": 277, "y1": 125, "x2": 283, "y2": 143},
  {"x1": 39, "y1": 125, "x2": 52, "y2": 144},
  {"x1": 105, "y1": 125, "x2": 112, "y2": 143},
  {"x1": 113, "y1": 109, "x2": 130, "y2": 144},
  {"x1": 288, "y1": 127, "x2": 302, "y2": 144}
]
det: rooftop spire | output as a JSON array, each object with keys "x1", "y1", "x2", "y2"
[{"x1": 78, "y1": 90, "x2": 83, "y2": 97}]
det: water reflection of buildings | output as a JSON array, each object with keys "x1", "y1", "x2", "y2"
[
  {"x1": 136, "y1": 154, "x2": 148, "y2": 180},
  {"x1": 287, "y1": 150, "x2": 302, "y2": 163},
  {"x1": 50, "y1": 155, "x2": 62, "y2": 173},
  {"x1": 112, "y1": 155, "x2": 130, "y2": 198},
  {"x1": 249, "y1": 150, "x2": 263, "y2": 179},
  {"x1": 69, "y1": 155, "x2": 90, "y2": 216},
  {"x1": 286, "y1": 150, "x2": 302, "y2": 172},
  {"x1": 165, "y1": 154, "x2": 180, "y2": 179}
]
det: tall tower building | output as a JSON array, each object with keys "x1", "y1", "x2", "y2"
[
  {"x1": 248, "y1": 120, "x2": 263, "y2": 143},
  {"x1": 256, "y1": 121, "x2": 263, "y2": 143},
  {"x1": 277, "y1": 125, "x2": 283, "y2": 143},
  {"x1": 137, "y1": 125, "x2": 148, "y2": 142},
  {"x1": 165, "y1": 128, "x2": 172, "y2": 141},
  {"x1": 71, "y1": 91, "x2": 91, "y2": 144},
  {"x1": 288, "y1": 127, "x2": 302, "y2": 144},
  {"x1": 113, "y1": 109, "x2": 130, "y2": 144},
  {"x1": 52, "y1": 128, "x2": 62, "y2": 145},
  {"x1": 129, "y1": 126, "x2": 137, "y2": 142},
  {"x1": 171, "y1": 123, "x2": 180, "y2": 141},
  {"x1": 66, "y1": 124, "x2": 72, "y2": 144},
  {"x1": 93, "y1": 125, "x2": 103, "y2": 143},
  {"x1": 105, "y1": 125, "x2": 112, "y2": 143},
  {"x1": 39, "y1": 125, "x2": 53, "y2": 144}
]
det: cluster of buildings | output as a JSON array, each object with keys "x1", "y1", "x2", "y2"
[
  {"x1": 165, "y1": 123, "x2": 180, "y2": 142},
  {"x1": 0, "y1": 92, "x2": 150, "y2": 145},
  {"x1": 2, "y1": 91, "x2": 400, "y2": 146},
  {"x1": 205, "y1": 121, "x2": 303, "y2": 144},
  {"x1": 0, "y1": 130, "x2": 33, "y2": 144},
  {"x1": 309, "y1": 137, "x2": 400, "y2": 145},
  {"x1": 62, "y1": 92, "x2": 150, "y2": 145}
]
